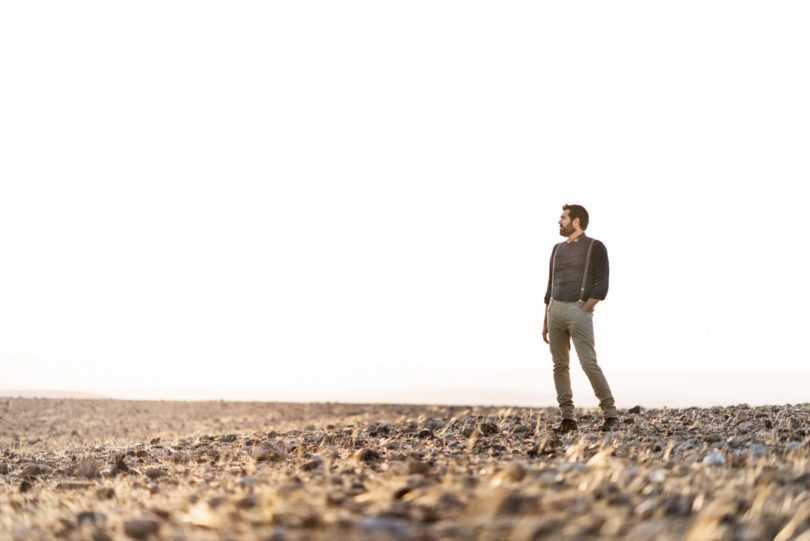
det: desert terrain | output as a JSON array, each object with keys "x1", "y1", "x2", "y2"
[{"x1": 0, "y1": 398, "x2": 808, "y2": 540}]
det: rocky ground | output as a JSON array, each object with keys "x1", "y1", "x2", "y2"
[{"x1": 0, "y1": 398, "x2": 808, "y2": 541}]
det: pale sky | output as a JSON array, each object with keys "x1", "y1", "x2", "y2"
[{"x1": 2, "y1": 1, "x2": 809, "y2": 406}]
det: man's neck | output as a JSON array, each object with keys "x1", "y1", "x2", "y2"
[{"x1": 567, "y1": 230, "x2": 585, "y2": 243}]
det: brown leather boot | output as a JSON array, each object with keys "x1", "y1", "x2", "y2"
[
  {"x1": 600, "y1": 417, "x2": 619, "y2": 431},
  {"x1": 554, "y1": 419, "x2": 578, "y2": 433}
]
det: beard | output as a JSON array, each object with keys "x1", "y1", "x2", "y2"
[{"x1": 559, "y1": 223, "x2": 575, "y2": 237}]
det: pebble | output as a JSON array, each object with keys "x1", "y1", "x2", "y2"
[
  {"x1": 479, "y1": 422, "x2": 500, "y2": 435},
  {"x1": 77, "y1": 511, "x2": 106, "y2": 526},
  {"x1": 251, "y1": 441, "x2": 287, "y2": 462},
  {"x1": 748, "y1": 443, "x2": 768, "y2": 457},
  {"x1": 353, "y1": 448, "x2": 381, "y2": 463},
  {"x1": 21, "y1": 464, "x2": 45, "y2": 478},
  {"x1": 422, "y1": 418, "x2": 446, "y2": 431},
  {"x1": 171, "y1": 451, "x2": 190, "y2": 464},
  {"x1": 360, "y1": 517, "x2": 411, "y2": 537},
  {"x1": 96, "y1": 487, "x2": 115, "y2": 499},
  {"x1": 77, "y1": 457, "x2": 100, "y2": 479},
  {"x1": 237, "y1": 494, "x2": 258, "y2": 509},
  {"x1": 736, "y1": 421, "x2": 754, "y2": 433},
  {"x1": 144, "y1": 467, "x2": 165, "y2": 480},
  {"x1": 300, "y1": 456, "x2": 323, "y2": 471},
  {"x1": 123, "y1": 517, "x2": 160, "y2": 539},
  {"x1": 702, "y1": 450, "x2": 726, "y2": 466},
  {"x1": 406, "y1": 459, "x2": 431, "y2": 475}
]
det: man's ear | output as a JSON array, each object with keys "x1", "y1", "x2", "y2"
[{"x1": 572, "y1": 217, "x2": 580, "y2": 229}]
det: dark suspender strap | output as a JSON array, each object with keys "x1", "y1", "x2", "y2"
[{"x1": 579, "y1": 239, "x2": 595, "y2": 302}]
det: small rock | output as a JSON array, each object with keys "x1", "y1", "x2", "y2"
[
  {"x1": 407, "y1": 459, "x2": 431, "y2": 475},
  {"x1": 112, "y1": 457, "x2": 130, "y2": 476},
  {"x1": 748, "y1": 443, "x2": 769, "y2": 457},
  {"x1": 19, "y1": 479, "x2": 32, "y2": 493},
  {"x1": 237, "y1": 494, "x2": 259, "y2": 509},
  {"x1": 736, "y1": 421, "x2": 754, "y2": 433},
  {"x1": 393, "y1": 485, "x2": 413, "y2": 499},
  {"x1": 353, "y1": 448, "x2": 381, "y2": 463},
  {"x1": 629, "y1": 405, "x2": 642, "y2": 414},
  {"x1": 495, "y1": 462, "x2": 527, "y2": 483},
  {"x1": 663, "y1": 495, "x2": 693, "y2": 516},
  {"x1": 123, "y1": 517, "x2": 160, "y2": 539},
  {"x1": 361, "y1": 517, "x2": 411, "y2": 537},
  {"x1": 77, "y1": 511, "x2": 106, "y2": 526},
  {"x1": 634, "y1": 499, "x2": 658, "y2": 519},
  {"x1": 702, "y1": 450, "x2": 726, "y2": 466},
  {"x1": 21, "y1": 464, "x2": 44, "y2": 478},
  {"x1": 76, "y1": 457, "x2": 100, "y2": 479},
  {"x1": 252, "y1": 441, "x2": 287, "y2": 462},
  {"x1": 144, "y1": 467, "x2": 165, "y2": 480},
  {"x1": 479, "y1": 422, "x2": 499, "y2": 435},
  {"x1": 208, "y1": 495, "x2": 227, "y2": 508},
  {"x1": 369, "y1": 423, "x2": 393, "y2": 436},
  {"x1": 97, "y1": 487, "x2": 116, "y2": 500},
  {"x1": 423, "y1": 418, "x2": 446, "y2": 431},
  {"x1": 301, "y1": 456, "x2": 323, "y2": 471},
  {"x1": 171, "y1": 451, "x2": 190, "y2": 464}
]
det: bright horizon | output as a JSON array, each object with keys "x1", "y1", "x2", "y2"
[{"x1": 2, "y1": 2, "x2": 809, "y2": 408}]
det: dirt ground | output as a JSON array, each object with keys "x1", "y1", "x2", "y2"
[{"x1": 1, "y1": 398, "x2": 808, "y2": 540}]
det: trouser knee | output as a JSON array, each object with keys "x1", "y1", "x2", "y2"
[{"x1": 552, "y1": 357, "x2": 569, "y2": 370}]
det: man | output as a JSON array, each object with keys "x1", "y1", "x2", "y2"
[{"x1": 542, "y1": 204, "x2": 618, "y2": 432}]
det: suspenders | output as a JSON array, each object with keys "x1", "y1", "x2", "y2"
[
  {"x1": 550, "y1": 244, "x2": 559, "y2": 298},
  {"x1": 579, "y1": 239, "x2": 595, "y2": 303},
  {"x1": 551, "y1": 238, "x2": 595, "y2": 303}
]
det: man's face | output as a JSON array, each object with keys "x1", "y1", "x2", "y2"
[{"x1": 558, "y1": 210, "x2": 577, "y2": 237}]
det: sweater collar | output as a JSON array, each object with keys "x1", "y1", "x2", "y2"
[{"x1": 565, "y1": 232, "x2": 587, "y2": 245}]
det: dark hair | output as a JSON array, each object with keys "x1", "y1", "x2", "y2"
[{"x1": 563, "y1": 204, "x2": 589, "y2": 230}]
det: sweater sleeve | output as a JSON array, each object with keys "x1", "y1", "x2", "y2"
[
  {"x1": 544, "y1": 244, "x2": 558, "y2": 305},
  {"x1": 588, "y1": 240, "x2": 609, "y2": 300}
]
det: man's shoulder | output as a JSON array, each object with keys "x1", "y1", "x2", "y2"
[{"x1": 586, "y1": 236, "x2": 606, "y2": 248}]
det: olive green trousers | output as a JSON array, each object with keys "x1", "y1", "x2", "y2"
[{"x1": 547, "y1": 299, "x2": 618, "y2": 420}]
